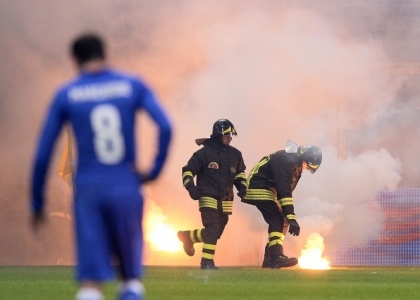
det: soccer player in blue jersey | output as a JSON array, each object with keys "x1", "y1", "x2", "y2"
[{"x1": 30, "y1": 33, "x2": 172, "y2": 300}]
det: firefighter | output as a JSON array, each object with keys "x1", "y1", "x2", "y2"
[
  {"x1": 242, "y1": 140, "x2": 322, "y2": 269},
  {"x1": 178, "y1": 119, "x2": 247, "y2": 269}
]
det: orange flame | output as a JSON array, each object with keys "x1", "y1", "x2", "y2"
[
  {"x1": 144, "y1": 201, "x2": 182, "y2": 252},
  {"x1": 298, "y1": 233, "x2": 331, "y2": 270}
]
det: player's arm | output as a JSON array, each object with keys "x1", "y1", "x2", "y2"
[
  {"x1": 138, "y1": 85, "x2": 172, "y2": 182},
  {"x1": 31, "y1": 94, "x2": 67, "y2": 230}
]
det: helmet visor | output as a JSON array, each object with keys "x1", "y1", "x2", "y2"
[
  {"x1": 307, "y1": 163, "x2": 320, "y2": 174},
  {"x1": 221, "y1": 126, "x2": 237, "y2": 136}
]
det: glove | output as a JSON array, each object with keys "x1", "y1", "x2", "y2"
[
  {"x1": 186, "y1": 185, "x2": 200, "y2": 200},
  {"x1": 287, "y1": 218, "x2": 300, "y2": 236},
  {"x1": 237, "y1": 189, "x2": 247, "y2": 199}
]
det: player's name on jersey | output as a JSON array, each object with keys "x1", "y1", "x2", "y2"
[{"x1": 68, "y1": 80, "x2": 132, "y2": 102}]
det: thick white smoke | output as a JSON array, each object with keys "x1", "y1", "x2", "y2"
[
  {"x1": 292, "y1": 146, "x2": 401, "y2": 255},
  {"x1": 1, "y1": 0, "x2": 417, "y2": 266},
  {"x1": 151, "y1": 5, "x2": 405, "y2": 265}
]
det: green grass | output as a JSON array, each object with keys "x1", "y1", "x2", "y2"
[{"x1": 1, "y1": 266, "x2": 420, "y2": 299}]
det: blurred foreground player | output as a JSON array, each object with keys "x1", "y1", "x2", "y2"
[
  {"x1": 30, "y1": 33, "x2": 172, "y2": 300},
  {"x1": 242, "y1": 140, "x2": 322, "y2": 269}
]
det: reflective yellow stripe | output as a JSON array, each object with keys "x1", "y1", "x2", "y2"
[
  {"x1": 244, "y1": 189, "x2": 276, "y2": 201},
  {"x1": 199, "y1": 197, "x2": 218, "y2": 209},
  {"x1": 269, "y1": 239, "x2": 283, "y2": 247},
  {"x1": 182, "y1": 171, "x2": 193, "y2": 187},
  {"x1": 239, "y1": 182, "x2": 247, "y2": 189},
  {"x1": 183, "y1": 178, "x2": 191, "y2": 186},
  {"x1": 246, "y1": 155, "x2": 270, "y2": 186},
  {"x1": 234, "y1": 172, "x2": 246, "y2": 180},
  {"x1": 189, "y1": 230, "x2": 196, "y2": 243},
  {"x1": 182, "y1": 171, "x2": 193, "y2": 178},
  {"x1": 202, "y1": 252, "x2": 214, "y2": 259},
  {"x1": 203, "y1": 243, "x2": 217, "y2": 251},
  {"x1": 222, "y1": 200, "x2": 233, "y2": 213},
  {"x1": 279, "y1": 197, "x2": 293, "y2": 206},
  {"x1": 268, "y1": 232, "x2": 285, "y2": 240},
  {"x1": 197, "y1": 229, "x2": 203, "y2": 242},
  {"x1": 268, "y1": 231, "x2": 284, "y2": 247},
  {"x1": 287, "y1": 214, "x2": 297, "y2": 220}
]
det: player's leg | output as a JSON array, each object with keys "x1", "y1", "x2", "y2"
[
  {"x1": 108, "y1": 178, "x2": 145, "y2": 300},
  {"x1": 75, "y1": 282, "x2": 104, "y2": 300},
  {"x1": 117, "y1": 280, "x2": 145, "y2": 300},
  {"x1": 74, "y1": 183, "x2": 115, "y2": 300}
]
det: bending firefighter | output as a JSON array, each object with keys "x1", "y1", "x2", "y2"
[
  {"x1": 178, "y1": 119, "x2": 247, "y2": 269},
  {"x1": 242, "y1": 140, "x2": 322, "y2": 269}
]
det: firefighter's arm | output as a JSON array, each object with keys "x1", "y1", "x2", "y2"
[
  {"x1": 279, "y1": 197, "x2": 300, "y2": 236},
  {"x1": 234, "y1": 154, "x2": 247, "y2": 198},
  {"x1": 234, "y1": 172, "x2": 247, "y2": 198},
  {"x1": 271, "y1": 159, "x2": 295, "y2": 217},
  {"x1": 271, "y1": 159, "x2": 300, "y2": 236},
  {"x1": 182, "y1": 153, "x2": 201, "y2": 200}
]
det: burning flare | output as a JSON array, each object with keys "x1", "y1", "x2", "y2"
[
  {"x1": 144, "y1": 201, "x2": 182, "y2": 252},
  {"x1": 298, "y1": 232, "x2": 331, "y2": 270}
]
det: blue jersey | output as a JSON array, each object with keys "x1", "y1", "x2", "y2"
[{"x1": 31, "y1": 68, "x2": 172, "y2": 213}]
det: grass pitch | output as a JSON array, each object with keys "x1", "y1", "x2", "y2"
[{"x1": 1, "y1": 266, "x2": 419, "y2": 299}]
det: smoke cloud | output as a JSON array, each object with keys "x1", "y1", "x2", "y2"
[{"x1": 0, "y1": 0, "x2": 418, "y2": 266}]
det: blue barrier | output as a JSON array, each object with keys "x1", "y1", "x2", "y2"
[{"x1": 329, "y1": 188, "x2": 420, "y2": 266}]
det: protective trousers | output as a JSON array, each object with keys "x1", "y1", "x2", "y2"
[
  {"x1": 198, "y1": 206, "x2": 228, "y2": 260},
  {"x1": 255, "y1": 201, "x2": 288, "y2": 258}
]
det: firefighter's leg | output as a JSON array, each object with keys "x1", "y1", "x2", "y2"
[
  {"x1": 177, "y1": 201, "x2": 209, "y2": 257},
  {"x1": 200, "y1": 208, "x2": 220, "y2": 269},
  {"x1": 217, "y1": 213, "x2": 229, "y2": 240},
  {"x1": 256, "y1": 202, "x2": 282, "y2": 267},
  {"x1": 256, "y1": 202, "x2": 297, "y2": 268},
  {"x1": 177, "y1": 228, "x2": 203, "y2": 257},
  {"x1": 262, "y1": 205, "x2": 289, "y2": 267},
  {"x1": 262, "y1": 243, "x2": 271, "y2": 268},
  {"x1": 267, "y1": 229, "x2": 298, "y2": 268}
]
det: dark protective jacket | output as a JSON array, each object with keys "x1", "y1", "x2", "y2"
[
  {"x1": 242, "y1": 150, "x2": 302, "y2": 219},
  {"x1": 182, "y1": 138, "x2": 247, "y2": 214}
]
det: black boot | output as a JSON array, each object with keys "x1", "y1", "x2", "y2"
[
  {"x1": 278, "y1": 245, "x2": 288, "y2": 258},
  {"x1": 262, "y1": 244, "x2": 271, "y2": 268},
  {"x1": 262, "y1": 259, "x2": 272, "y2": 268},
  {"x1": 271, "y1": 256, "x2": 298, "y2": 269},
  {"x1": 200, "y1": 258, "x2": 219, "y2": 270},
  {"x1": 263, "y1": 244, "x2": 296, "y2": 269}
]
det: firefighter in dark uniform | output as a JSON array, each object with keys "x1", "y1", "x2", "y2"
[
  {"x1": 242, "y1": 141, "x2": 322, "y2": 269},
  {"x1": 178, "y1": 119, "x2": 247, "y2": 269}
]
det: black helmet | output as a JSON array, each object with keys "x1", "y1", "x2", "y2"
[
  {"x1": 299, "y1": 145, "x2": 322, "y2": 173},
  {"x1": 211, "y1": 119, "x2": 237, "y2": 138}
]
